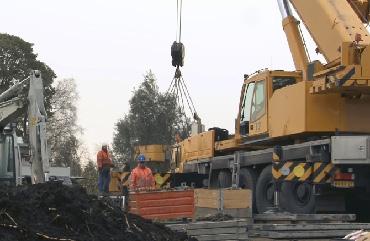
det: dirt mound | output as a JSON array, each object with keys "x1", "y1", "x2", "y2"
[{"x1": 0, "y1": 182, "x2": 197, "y2": 241}]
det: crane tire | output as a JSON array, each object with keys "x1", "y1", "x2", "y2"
[
  {"x1": 218, "y1": 169, "x2": 232, "y2": 188},
  {"x1": 256, "y1": 165, "x2": 275, "y2": 213},
  {"x1": 239, "y1": 168, "x2": 257, "y2": 212},
  {"x1": 209, "y1": 171, "x2": 219, "y2": 188},
  {"x1": 280, "y1": 181, "x2": 316, "y2": 214}
]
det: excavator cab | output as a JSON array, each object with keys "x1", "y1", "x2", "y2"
[{"x1": 0, "y1": 127, "x2": 20, "y2": 185}]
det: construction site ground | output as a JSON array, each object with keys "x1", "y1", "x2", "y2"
[
  {"x1": 0, "y1": 182, "x2": 196, "y2": 241},
  {"x1": 166, "y1": 213, "x2": 370, "y2": 241},
  {"x1": 1, "y1": 182, "x2": 370, "y2": 241}
]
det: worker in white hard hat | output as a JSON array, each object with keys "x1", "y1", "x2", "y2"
[
  {"x1": 97, "y1": 143, "x2": 114, "y2": 194},
  {"x1": 130, "y1": 154, "x2": 155, "y2": 191}
]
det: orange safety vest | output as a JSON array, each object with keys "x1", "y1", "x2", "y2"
[
  {"x1": 130, "y1": 166, "x2": 155, "y2": 190},
  {"x1": 97, "y1": 150, "x2": 112, "y2": 169}
]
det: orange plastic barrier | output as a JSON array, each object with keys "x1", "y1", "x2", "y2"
[{"x1": 129, "y1": 190, "x2": 194, "y2": 220}]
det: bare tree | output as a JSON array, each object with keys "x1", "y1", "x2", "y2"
[
  {"x1": 80, "y1": 161, "x2": 99, "y2": 194},
  {"x1": 48, "y1": 78, "x2": 83, "y2": 176}
]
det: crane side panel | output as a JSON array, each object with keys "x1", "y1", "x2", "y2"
[
  {"x1": 271, "y1": 81, "x2": 370, "y2": 135},
  {"x1": 269, "y1": 82, "x2": 306, "y2": 138},
  {"x1": 362, "y1": 46, "x2": 370, "y2": 77},
  {"x1": 306, "y1": 84, "x2": 370, "y2": 134},
  {"x1": 341, "y1": 95, "x2": 370, "y2": 133},
  {"x1": 136, "y1": 145, "x2": 166, "y2": 162},
  {"x1": 181, "y1": 131, "x2": 215, "y2": 162},
  {"x1": 290, "y1": 0, "x2": 370, "y2": 62},
  {"x1": 306, "y1": 88, "x2": 342, "y2": 132}
]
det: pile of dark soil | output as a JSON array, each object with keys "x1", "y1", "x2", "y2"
[{"x1": 0, "y1": 182, "x2": 197, "y2": 241}]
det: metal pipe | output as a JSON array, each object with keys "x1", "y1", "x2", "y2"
[{"x1": 277, "y1": 0, "x2": 293, "y2": 18}]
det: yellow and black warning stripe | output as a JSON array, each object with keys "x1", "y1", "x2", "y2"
[
  {"x1": 154, "y1": 173, "x2": 172, "y2": 189},
  {"x1": 113, "y1": 172, "x2": 172, "y2": 188},
  {"x1": 119, "y1": 172, "x2": 131, "y2": 186},
  {"x1": 272, "y1": 161, "x2": 294, "y2": 181},
  {"x1": 312, "y1": 162, "x2": 337, "y2": 184},
  {"x1": 272, "y1": 161, "x2": 337, "y2": 184}
]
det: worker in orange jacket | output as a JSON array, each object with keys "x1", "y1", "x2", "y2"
[
  {"x1": 97, "y1": 143, "x2": 114, "y2": 194},
  {"x1": 130, "y1": 154, "x2": 155, "y2": 191}
]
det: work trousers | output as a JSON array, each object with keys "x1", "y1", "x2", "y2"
[
  {"x1": 99, "y1": 166, "x2": 111, "y2": 193},
  {"x1": 98, "y1": 172, "x2": 103, "y2": 192}
]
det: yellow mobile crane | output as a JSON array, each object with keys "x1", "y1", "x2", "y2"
[{"x1": 169, "y1": 0, "x2": 370, "y2": 215}]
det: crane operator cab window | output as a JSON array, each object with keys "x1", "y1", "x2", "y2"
[
  {"x1": 240, "y1": 80, "x2": 266, "y2": 136},
  {"x1": 0, "y1": 135, "x2": 15, "y2": 182},
  {"x1": 250, "y1": 80, "x2": 266, "y2": 122},
  {"x1": 272, "y1": 76, "x2": 296, "y2": 92},
  {"x1": 240, "y1": 82, "x2": 255, "y2": 135}
]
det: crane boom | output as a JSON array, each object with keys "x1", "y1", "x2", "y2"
[
  {"x1": 278, "y1": 0, "x2": 309, "y2": 74},
  {"x1": 348, "y1": 0, "x2": 370, "y2": 23},
  {"x1": 289, "y1": 0, "x2": 370, "y2": 63}
]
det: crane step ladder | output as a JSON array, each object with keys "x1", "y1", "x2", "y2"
[{"x1": 231, "y1": 151, "x2": 241, "y2": 189}]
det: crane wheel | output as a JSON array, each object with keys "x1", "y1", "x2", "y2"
[
  {"x1": 218, "y1": 170, "x2": 232, "y2": 188},
  {"x1": 280, "y1": 181, "x2": 315, "y2": 214},
  {"x1": 208, "y1": 170, "x2": 219, "y2": 188},
  {"x1": 256, "y1": 165, "x2": 275, "y2": 213},
  {"x1": 239, "y1": 168, "x2": 257, "y2": 212}
]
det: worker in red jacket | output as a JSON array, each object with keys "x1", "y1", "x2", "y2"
[
  {"x1": 130, "y1": 154, "x2": 155, "y2": 191},
  {"x1": 97, "y1": 143, "x2": 114, "y2": 194}
]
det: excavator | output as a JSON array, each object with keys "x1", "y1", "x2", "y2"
[
  {"x1": 0, "y1": 70, "x2": 50, "y2": 185},
  {"x1": 165, "y1": 0, "x2": 370, "y2": 215}
]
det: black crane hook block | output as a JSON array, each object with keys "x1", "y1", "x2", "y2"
[{"x1": 171, "y1": 41, "x2": 185, "y2": 67}]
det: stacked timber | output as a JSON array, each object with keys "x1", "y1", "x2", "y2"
[
  {"x1": 248, "y1": 213, "x2": 370, "y2": 241},
  {"x1": 167, "y1": 219, "x2": 249, "y2": 241},
  {"x1": 194, "y1": 188, "x2": 252, "y2": 220}
]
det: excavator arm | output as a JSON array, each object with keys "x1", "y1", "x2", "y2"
[
  {"x1": 27, "y1": 70, "x2": 49, "y2": 184},
  {"x1": 0, "y1": 70, "x2": 49, "y2": 185}
]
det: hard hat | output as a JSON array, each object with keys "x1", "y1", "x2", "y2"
[{"x1": 137, "y1": 154, "x2": 146, "y2": 162}]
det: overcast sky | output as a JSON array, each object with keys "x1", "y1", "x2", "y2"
[{"x1": 2, "y1": 0, "x2": 362, "y2": 161}]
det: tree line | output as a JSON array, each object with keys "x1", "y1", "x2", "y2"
[
  {"x1": 113, "y1": 70, "x2": 190, "y2": 164},
  {"x1": 0, "y1": 33, "x2": 88, "y2": 178},
  {"x1": 0, "y1": 33, "x2": 189, "y2": 193}
]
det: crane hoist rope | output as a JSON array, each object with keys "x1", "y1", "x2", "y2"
[
  {"x1": 168, "y1": 0, "x2": 200, "y2": 122},
  {"x1": 176, "y1": 0, "x2": 182, "y2": 43},
  {"x1": 166, "y1": 68, "x2": 199, "y2": 121}
]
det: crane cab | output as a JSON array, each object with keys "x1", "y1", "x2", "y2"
[
  {"x1": 236, "y1": 70, "x2": 302, "y2": 144},
  {"x1": 236, "y1": 69, "x2": 370, "y2": 146}
]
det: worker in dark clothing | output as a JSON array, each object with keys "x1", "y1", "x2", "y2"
[{"x1": 97, "y1": 143, "x2": 114, "y2": 194}]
